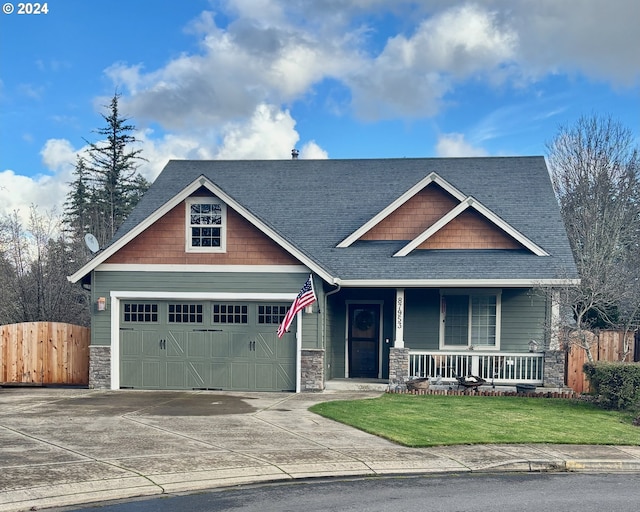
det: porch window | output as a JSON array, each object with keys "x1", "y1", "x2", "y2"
[
  {"x1": 441, "y1": 292, "x2": 500, "y2": 349},
  {"x1": 186, "y1": 197, "x2": 226, "y2": 252}
]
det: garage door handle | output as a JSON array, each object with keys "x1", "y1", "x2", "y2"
[
  {"x1": 249, "y1": 341, "x2": 256, "y2": 351},
  {"x1": 159, "y1": 339, "x2": 166, "y2": 350}
]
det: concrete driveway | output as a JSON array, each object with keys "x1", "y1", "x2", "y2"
[{"x1": 1, "y1": 388, "x2": 639, "y2": 512}]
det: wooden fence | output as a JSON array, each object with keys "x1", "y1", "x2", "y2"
[
  {"x1": 0, "y1": 322, "x2": 90, "y2": 386},
  {"x1": 566, "y1": 330, "x2": 636, "y2": 394}
]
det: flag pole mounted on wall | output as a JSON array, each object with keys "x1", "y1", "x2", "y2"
[{"x1": 277, "y1": 274, "x2": 316, "y2": 338}]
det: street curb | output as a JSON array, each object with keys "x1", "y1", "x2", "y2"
[
  {"x1": 4, "y1": 459, "x2": 640, "y2": 512},
  {"x1": 564, "y1": 459, "x2": 640, "y2": 472}
]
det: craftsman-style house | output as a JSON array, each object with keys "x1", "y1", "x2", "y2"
[{"x1": 69, "y1": 157, "x2": 578, "y2": 391}]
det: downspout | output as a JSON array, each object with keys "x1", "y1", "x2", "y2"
[{"x1": 322, "y1": 279, "x2": 342, "y2": 381}]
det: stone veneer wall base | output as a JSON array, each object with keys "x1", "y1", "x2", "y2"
[
  {"x1": 300, "y1": 349, "x2": 324, "y2": 391},
  {"x1": 388, "y1": 347, "x2": 410, "y2": 386},
  {"x1": 89, "y1": 346, "x2": 111, "y2": 389},
  {"x1": 543, "y1": 350, "x2": 566, "y2": 388}
]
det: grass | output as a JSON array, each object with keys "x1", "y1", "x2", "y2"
[{"x1": 309, "y1": 394, "x2": 640, "y2": 447}]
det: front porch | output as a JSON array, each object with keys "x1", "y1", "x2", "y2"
[{"x1": 323, "y1": 286, "x2": 566, "y2": 390}]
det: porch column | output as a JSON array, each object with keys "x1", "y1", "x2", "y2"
[
  {"x1": 395, "y1": 288, "x2": 405, "y2": 348},
  {"x1": 549, "y1": 289, "x2": 561, "y2": 350}
]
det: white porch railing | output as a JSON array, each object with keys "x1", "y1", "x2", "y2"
[{"x1": 408, "y1": 350, "x2": 544, "y2": 385}]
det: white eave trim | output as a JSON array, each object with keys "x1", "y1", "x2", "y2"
[
  {"x1": 111, "y1": 291, "x2": 298, "y2": 300},
  {"x1": 337, "y1": 172, "x2": 467, "y2": 248},
  {"x1": 95, "y1": 264, "x2": 310, "y2": 273},
  {"x1": 336, "y1": 278, "x2": 581, "y2": 288},
  {"x1": 394, "y1": 196, "x2": 550, "y2": 257},
  {"x1": 68, "y1": 175, "x2": 336, "y2": 284}
]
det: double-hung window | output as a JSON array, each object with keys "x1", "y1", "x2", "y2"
[
  {"x1": 440, "y1": 291, "x2": 500, "y2": 349},
  {"x1": 186, "y1": 197, "x2": 226, "y2": 252}
]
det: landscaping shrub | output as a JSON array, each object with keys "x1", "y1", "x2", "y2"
[{"x1": 583, "y1": 362, "x2": 640, "y2": 410}]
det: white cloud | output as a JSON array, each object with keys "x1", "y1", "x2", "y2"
[
  {"x1": 346, "y1": 3, "x2": 519, "y2": 120},
  {"x1": 436, "y1": 133, "x2": 488, "y2": 157},
  {"x1": 215, "y1": 104, "x2": 301, "y2": 160},
  {"x1": 300, "y1": 141, "x2": 328, "y2": 159},
  {"x1": 40, "y1": 139, "x2": 77, "y2": 174},
  {"x1": 104, "y1": 1, "x2": 639, "y2": 130},
  {"x1": 0, "y1": 139, "x2": 78, "y2": 225},
  {"x1": 112, "y1": 8, "x2": 354, "y2": 131},
  {"x1": 0, "y1": 169, "x2": 67, "y2": 226},
  {"x1": 501, "y1": 0, "x2": 640, "y2": 85}
]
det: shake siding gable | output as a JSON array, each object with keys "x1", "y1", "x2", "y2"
[
  {"x1": 419, "y1": 210, "x2": 525, "y2": 250},
  {"x1": 105, "y1": 200, "x2": 300, "y2": 266},
  {"x1": 361, "y1": 185, "x2": 459, "y2": 241},
  {"x1": 356, "y1": 183, "x2": 525, "y2": 251}
]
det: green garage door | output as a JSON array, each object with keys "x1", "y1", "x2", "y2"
[{"x1": 120, "y1": 302, "x2": 296, "y2": 391}]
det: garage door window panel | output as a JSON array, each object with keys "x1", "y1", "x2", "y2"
[
  {"x1": 258, "y1": 305, "x2": 287, "y2": 324},
  {"x1": 213, "y1": 304, "x2": 248, "y2": 324},
  {"x1": 123, "y1": 303, "x2": 159, "y2": 323},
  {"x1": 168, "y1": 303, "x2": 203, "y2": 323}
]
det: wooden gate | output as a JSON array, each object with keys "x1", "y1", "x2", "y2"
[
  {"x1": 0, "y1": 322, "x2": 90, "y2": 385},
  {"x1": 566, "y1": 330, "x2": 636, "y2": 394}
]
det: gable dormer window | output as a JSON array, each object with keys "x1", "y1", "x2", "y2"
[{"x1": 186, "y1": 197, "x2": 227, "y2": 252}]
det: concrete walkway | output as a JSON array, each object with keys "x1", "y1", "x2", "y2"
[{"x1": 1, "y1": 388, "x2": 639, "y2": 512}]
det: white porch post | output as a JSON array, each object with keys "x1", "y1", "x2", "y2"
[
  {"x1": 395, "y1": 288, "x2": 405, "y2": 348},
  {"x1": 549, "y1": 289, "x2": 561, "y2": 350}
]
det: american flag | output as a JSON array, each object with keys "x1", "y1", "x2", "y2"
[{"x1": 277, "y1": 275, "x2": 316, "y2": 338}]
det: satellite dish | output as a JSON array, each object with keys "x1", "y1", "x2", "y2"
[{"x1": 84, "y1": 233, "x2": 100, "y2": 253}]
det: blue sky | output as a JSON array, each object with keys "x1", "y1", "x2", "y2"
[{"x1": 1, "y1": 0, "x2": 639, "y2": 225}]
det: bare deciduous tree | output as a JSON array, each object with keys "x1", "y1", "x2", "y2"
[
  {"x1": 0, "y1": 208, "x2": 90, "y2": 326},
  {"x1": 546, "y1": 114, "x2": 640, "y2": 362}
]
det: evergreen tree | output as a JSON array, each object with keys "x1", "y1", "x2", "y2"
[
  {"x1": 64, "y1": 156, "x2": 93, "y2": 239},
  {"x1": 65, "y1": 94, "x2": 149, "y2": 249}
]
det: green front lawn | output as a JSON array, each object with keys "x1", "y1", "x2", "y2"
[{"x1": 309, "y1": 394, "x2": 640, "y2": 447}]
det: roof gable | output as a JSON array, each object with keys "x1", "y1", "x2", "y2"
[
  {"x1": 104, "y1": 195, "x2": 301, "y2": 266},
  {"x1": 394, "y1": 195, "x2": 549, "y2": 257},
  {"x1": 360, "y1": 183, "x2": 459, "y2": 241},
  {"x1": 68, "y1": 175, "x2": 334, "y2": 283},
  {"x1": 336, "y1": 172, "x2": 549, "y2": 257},
  {"x1": 417, "y1": 209, "x2": 524, "y2": 250},
  {"x1": 337, "y1": 172, "x2": 466, "y2": 247}
]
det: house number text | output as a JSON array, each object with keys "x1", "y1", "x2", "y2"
[{"x1": 396, "y1": 296, "x2": 403, "y2": 329}]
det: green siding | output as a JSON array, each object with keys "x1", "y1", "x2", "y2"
[
  {"x1": 500, "y1": 289, "x2": 547, "y2": 351},
  {"x1": 326, "y1": 295, "x2": 345, "y2": 379},
  {"x1": 404, "y1": 289, "x2": 440, "y2": 350}
]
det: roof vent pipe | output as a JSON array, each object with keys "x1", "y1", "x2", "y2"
[{"x1": 291, "y1": 149, "x2": 299, "y2": 160}]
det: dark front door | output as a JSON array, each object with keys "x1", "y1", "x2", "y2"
[{"x1": 348, "y1": 304, "x2": 380, "y2": 378}]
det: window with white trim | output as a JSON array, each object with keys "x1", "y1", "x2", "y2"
[
  {"x1": 440, "y1": 291, "x2": 500, "y2": 348},
  {"x1": 186, "y1": 197, "x2": 226, "y2": 252}
]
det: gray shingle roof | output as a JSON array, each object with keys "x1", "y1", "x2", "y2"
[{"x1": 108, "y1": 157, "x2": 579, "y2": 283}]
